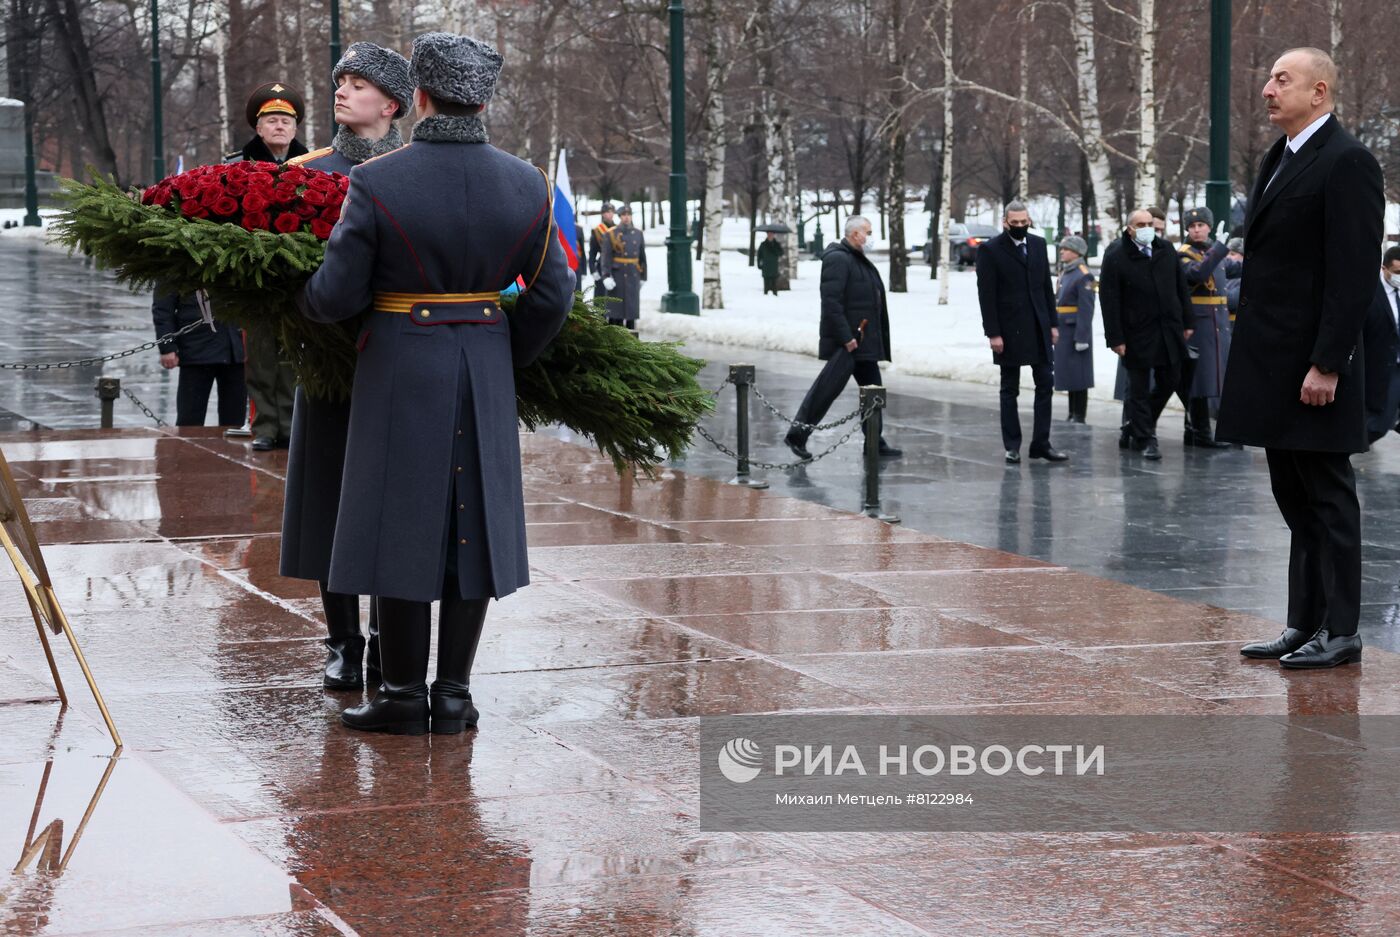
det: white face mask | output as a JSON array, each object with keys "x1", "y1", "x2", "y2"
[{"x1": 1133, "y1": 226, "x2": 1155, "y2": 246}]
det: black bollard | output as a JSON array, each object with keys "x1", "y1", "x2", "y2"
[
  {"x1": 728, "y1": 364, "x2": 768, "y2": 489},
  {"x1": 859, "y1": 385, "x2": 899, "y2": 523},
  {"x1": 95, "y1": 377, "x2": 120, "y2": 429}
]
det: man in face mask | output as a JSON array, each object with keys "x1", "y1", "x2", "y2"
[
  {"x1": 1362, "y1": 246, "x2": 1400, "y2": 444},
  {"x1": 976, "y1": 202, "x2": 1067, "y2": 463},
  {"x1": 1099, "y1": 208, "x2": 1193, "y2": 460}
]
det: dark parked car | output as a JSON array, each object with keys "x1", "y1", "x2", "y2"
[{"x1": 918, "y1": 223, "x2": 1001, "y2": 267}]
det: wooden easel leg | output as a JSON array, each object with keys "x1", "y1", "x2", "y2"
[
  {"x1": 24, "y1": 588, "x2": 67, "y2": 706},
  {"x1": 46, "y1": 588, "x2": 121, "y2": 750}
]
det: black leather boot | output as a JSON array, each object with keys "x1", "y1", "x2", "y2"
[
  {"x1": 430, "y1": 592, "x2": 489, "y2": 734},
  {"x1": 364, "y1": 598, "x2": 381, "y2": 691},
  {"x1": 341, "y1": 596, "x2": 430, "y2": 735},
  {"x1": 320, "y1": 583, "x2": 365, "y2": 691},
  {"x1": 1187, "y1": 398, "x2": 1230, "y2": 448}
]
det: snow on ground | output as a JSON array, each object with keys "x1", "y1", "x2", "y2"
[
  {"x1": 0, "y1": 208, "x2": 63, "y2": 245},
  {"x1": 634, "y1": 218, "x2": 1129, "y2": 401}
]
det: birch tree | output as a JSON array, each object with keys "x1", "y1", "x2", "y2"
[
  {"x1": 936, "y1": 0, "x2": 953, "y2": 305},
  {"x1": 883, "y1": 0, "x2": 910, "y2": 292},
  {"x1": 1133, "y1": 0, "x2": 1158, "y2": 207},
  {"x1": 756, "y1": 0, "x2": 797, "y2": 289},
  {"x1": 1070, "y1": 0, "x2": 1119, "y2": 243}
]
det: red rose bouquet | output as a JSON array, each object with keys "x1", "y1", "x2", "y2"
[{"x1": 141, "y1": 162, "x2": 346, "y2": 241}]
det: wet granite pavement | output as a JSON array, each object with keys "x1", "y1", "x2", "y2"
[{"x1": 5, "y1": 241, "x2": 1400, "y2": 934}]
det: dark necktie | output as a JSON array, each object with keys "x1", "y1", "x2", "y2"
[
  {"x1": 1019, "y1": 242, "x2": 1027, "y2": 259},
  {"x1": 1266, "y1": 146, "x2": 1294, "y2": 190}
]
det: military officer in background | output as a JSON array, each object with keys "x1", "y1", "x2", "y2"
[
  {"x1": 588, "y1": 202, "x2": 617, "y2": 300},
  {"x1": 227, "y1": 82, "x2": 309, "y2": 449},
  {"x1": 1177, "y1": 207, "x2": 1232, "y2": 448},
  {"x1": 1223, "y1": 237, "x2": 1244, "y2": 321},
  {"x1": 279, "y1": 42, "x2": 412, "y2": 693},
  {"x1": 298, "y1": 32, "x2": 573, "y2": 736},
  {"x1": 1053, "y1": 235, "x2": 1095, "y2": 423},
  {"x1": 600, "y1": 204, "x2": 647, "y2": 330}
]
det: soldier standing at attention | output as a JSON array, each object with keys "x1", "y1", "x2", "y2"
[
  {"x1": 228, "y1": 82, "x2": 308, "y2": 449},
  {"x1": 1178, "y1": 207, "x2": 1233, "y2": 448},
  {"x1": 279, "y1": 42, "x2": 412, "y2": 693},
  {"x1": 298, "y1": 32, "x2": 573, "y2": 735},
  {"x1": 1053, "y1": 235, "x2": 1095, "y2": 423},
  {"x1": 589, "y1": 202, "x2": 617, "y2": 300},
  {"x1": 600, "y1": 204, "x2": 647, "y2": 330}
]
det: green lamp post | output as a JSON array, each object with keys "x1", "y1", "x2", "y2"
[
  {"x1": 150, "y1": 0, "x2": 165, "y2": 181},
  {"x1": 660, "y1": 0, "x2": 699, "y2": 315},
  {"x1": 1205, "y1": 0, "x2": 1232, "y2": 231}
]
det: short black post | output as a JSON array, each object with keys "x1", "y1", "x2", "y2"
[
  {"x1": 859, "y1": 385, "x2": 899, "y2": 523},
  {"x1": 728, "y1": 363, "x2": 768, "y2": 489},
  {"x1": 95, "y1": 377, "x2": 120, "y2": 429}
]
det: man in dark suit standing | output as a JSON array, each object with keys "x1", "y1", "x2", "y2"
[
  {"x1": 1100, "y1": 208, "x2": 1192, "y2": 461},
  {"x1": 977, "y1": 201, "x2": 1068, "y2": 464},
  {"x1": 1361, "y1": 248, "x2": 1400, "y2": 444},
  {"x1": 1220, "y1": 48, "x2": 1384, "y2": 669}
]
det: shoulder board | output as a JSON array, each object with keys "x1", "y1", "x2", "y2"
[
  {"x1": 1078, "y1": 263, "x2": 1089, "y2": 274},
  {"x1": 596, "y1": 222, "x2": 614, "y2": 233},
  {"x1": 285, "y1": 146, "x2": 333, "y2": 167},
  {"x1": 359, "y1": 143, "x2": 412, "y2": 168}
]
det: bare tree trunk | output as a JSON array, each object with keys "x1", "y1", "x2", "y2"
[
  {"x1": 1133, "y1": 0, "x2": 1158, "y2": 207},
  {"x1": 1071, "y1": 0, "x2": 1118, "y2": 245},
  {"x1": 269, "y1": 0, "x2": 288, "y2": 76},
  {"x1": 295, "y1": 0, "x2": 315, "y2": 146},
  {"x1": 756, "y1": 0, "x2": 795, "y2": 289},
  {"x1": 1329, "y1": 0, "x2": 1343, "y2": 120},
  {"x1": 781, "y1": 114, "x2": 799, "y2": 281},
  {"x1": 45, "y1": 0, "x2": 119, "y2": 182},
  {"x1": 700, "y1": 6, "x2": 729, "y2": 309},
  {"x1": 1016, "y1": 12, "x2": 1028, "y2": 200},
  {"x1": 936, "y1": 0, "x2": 953, "y2": 305},
  {"x1": 884, "y1": 0, "x2": 908, "y2": 292},
  {"x1": 214, "y1": 24, "x2": 230, "y2": 155}
]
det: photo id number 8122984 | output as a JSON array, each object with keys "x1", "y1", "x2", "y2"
[{"x1": 908, "y1": 793, "x2": 974, "y2": 806}]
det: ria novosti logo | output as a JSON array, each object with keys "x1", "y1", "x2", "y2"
[{"x1": 717, "y1": 737, "x2": 763, "y2": 783}]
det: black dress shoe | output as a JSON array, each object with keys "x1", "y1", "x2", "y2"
[
  {"x1": 275, "y1": 436, "x2": 291, "y2": 449},
  {"x1": 1029, "y1": 446, "x2": 1069, "y2": 462},
  {"x1": 251, "y1": 436, "x2": 276, "y2": 451},
  {"x1": 341, "y1": 690, "x2": 430, "y2": 735},
  {"x1": 1143, "y1": 442, "x2": 1162, "y2": 460},
  {"x1": 1279, "y1": 630, "x2": 1362, "y2": 669},
  {"x1": 785, "y1": 432, "x2": 813, "y2": 463},
  {"x1": 878, "y1": 441, "x2": 903, "y2": 458},
  {"x1": 1005, "y1": 450, "x2": 1021, "y2": 464},
  {"x1": 1185, "y1": 432, "x2": 1230, "y2": 449},
  {"x1": 1239, "y1": 627, "x2": 1316, "y2": 659}
]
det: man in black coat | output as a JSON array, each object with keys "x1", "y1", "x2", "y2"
[
  {"x1": 1100, "y1": 209, "x2": 1192, "y2": 460},
  {"x1": 152, "y1": 291, "x2": 246, "y2": 426},
  {"x1": 784, "y1": 216, "x2": 900, "y2": 461},
  {"x1": 1219, "y1": 48, "x2": 1385, "y2": 669},
  {"x1": 976, "y1": 201, "x2": 1067, "y2": 464},
  {"x1": 1365, "y1": 246, "x2": 1400, "y2": 443}
]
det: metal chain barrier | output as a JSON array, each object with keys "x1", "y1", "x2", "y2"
[
  {"x1": 694, "y1": 398, "x2": 881, "y2": 471},
  {"x1": 120, "y1": 387, "x2": 167, "y2": 427},
  {"x1": 0, "y1": 319, "x2": 207, "y2": 371},
  {"x1": 750, "y1": 384, "x2": 864, "y2": 433}
]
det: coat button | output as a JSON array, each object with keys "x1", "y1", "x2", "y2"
[
  {"x1": 455, "y1": 466, "x2": 463, "y2": 473},
  {"x1": 421, "y1": 309, "x2": 431, "y2": 318},
  {"x1": 459, "y1": 538, "x2": 467, "y2": 544},
  {"x1": 457, "y1": 430, "x2": 462, "y2": 436},
  {"x1": 458, "y1": 503, "x2": 465, "y2": 510}
]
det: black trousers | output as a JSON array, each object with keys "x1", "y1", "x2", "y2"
[
  {"x1": 999, "y1": 362, "x2": 1053, "y2": 452},
  {"x1": 1123, "y1": 362, "x2": 1180, "y2": 443},
  {"x1": 1265, "y1": 449, "x2": 1361, "y2": 637},
  {"x1": 763, "y1": 276, "x2": 778, "y2": 295},
  {"x1": 791, "y1": 354, "x2": 882, "y2": 440},
  {"x1": 176, "y1": 363, "x2": 247, "y2": 427}
]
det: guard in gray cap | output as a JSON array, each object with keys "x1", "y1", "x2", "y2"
[
  {"x1": 1053, "y1": 236, "x2": 1095, "y2": 422},
  {"x1": 588, "y1": 202, "x2": 618, "y2": 300},
  {"x1": 1177, "y1": 206, "x2": 1232, "y2": 448},
  {"x1": 279, "y1": 41, "x2": 411, "y2": 694},
  {"x1": 298, "y1": 30, "x2": 573, "y2": 735},
  {"x1": 600, "y1": 204, "x2": 647, "y2": 329},
  {"x1": 1223, "y1": 238, "x2": 1244, "y2": 322}
]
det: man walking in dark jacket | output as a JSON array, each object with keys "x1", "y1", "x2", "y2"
[
  {"x1": 976, "y1": 201, "x2": 1067, "y2": 464},
  {"x1": 785, "y1": 216, "x2": 901, "y2": 461},
  {"x1": 1222, "y1": 48, "x2": 1384, "y2": 669},
  {"x1": 1100, "y1": 208, "x2": 1192, "y2": 460},
  {"x1": 152, "y1": 291, "x2": 246, "y2": 426}
]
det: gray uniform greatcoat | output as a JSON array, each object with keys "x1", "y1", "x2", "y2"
[
  {"x1": 1179, "y1": 239, "x2": 1232, "y2": 400},
  {"x1": 299, "y1": 127, "x2": 573, "y2": 602},
  {"x1": 1053, "y1": 262, "x2": 1095, "y2": 391},
  {"x1": 599, "y1": 223, "x2": 646, "y2": 322},
  {"x1": 279, "y1": 144, "x2": 361, "y2": 583}
]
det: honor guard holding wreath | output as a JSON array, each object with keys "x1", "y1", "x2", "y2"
[{"x1": 297, "y1": 32, "x2": 573, "y2": 735}]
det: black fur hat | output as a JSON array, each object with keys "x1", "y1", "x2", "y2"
[{"x1": 409, "y1": 32, "x2": 503, "y2": 107}]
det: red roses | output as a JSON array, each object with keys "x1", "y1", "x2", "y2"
[{"x1": 142, "y1": 160, "x2": 347, "y2": 239}]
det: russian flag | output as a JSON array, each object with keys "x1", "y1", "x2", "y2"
[
  {"x1": 504, "y1": 150, "x2": 578, "y2": 296},
  {"x1": 554, "y1": 149, "x2": 579, "y2": 271}
]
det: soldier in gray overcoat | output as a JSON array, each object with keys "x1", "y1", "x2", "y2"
[
  {"x1": 1177, "y1": 207, "x2": 1232, "y2": 448},
  {"x1": 298, "y1": 32, "x2": 573, "y2": 736},
  {"x1": 280, "y1": 42, "x2": 412, "y2": 692},
  {"x1": 1052, "y1": 235, "x2": 1095, "y2": 423},
  {"x1": 599, "y1": 204, "x2": 647, "y2": 327}
]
